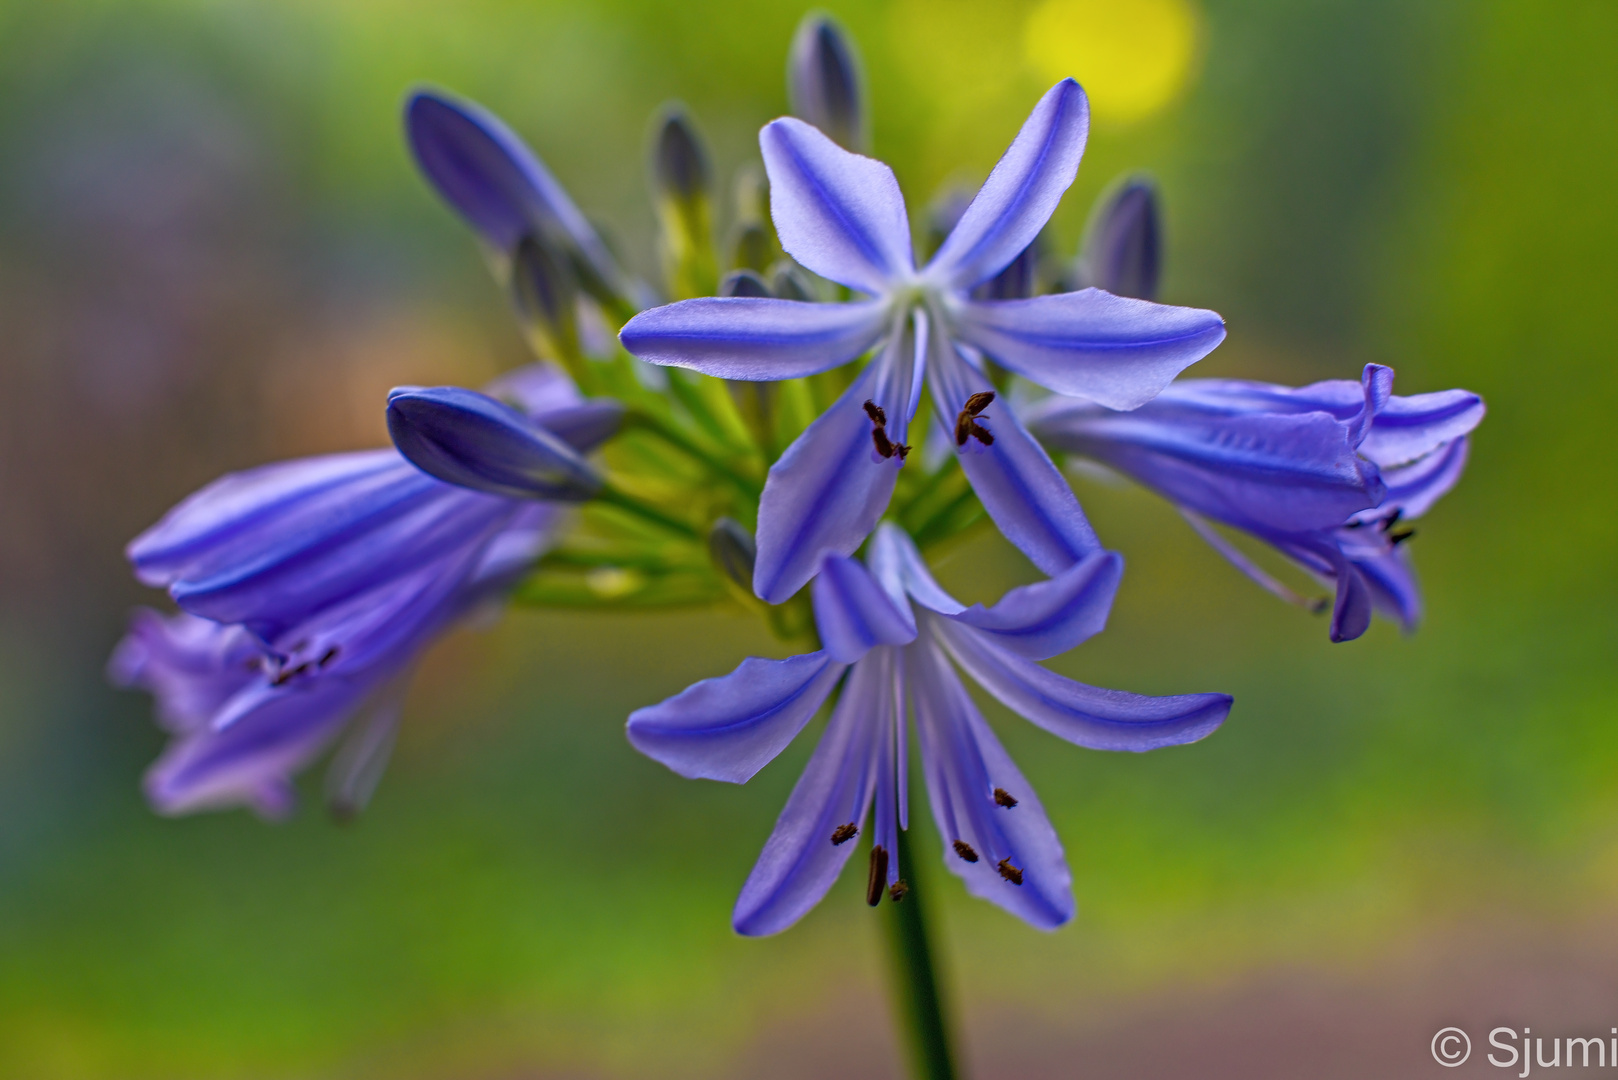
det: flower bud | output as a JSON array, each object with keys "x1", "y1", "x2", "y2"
[
  {"x1": 652, "y1": 107, "x2": 719, "y2": 299},
  {"x1": 788, "y1": 13, "x2": 866, "y2": 151},
  {"x1": 509, "y1": 231, "x2": 581, "y2": 366},
  {"x1": 387, "y1": 386, "x2": 601, "y2": 501},
  {"x1": 1077, "y1": 177, "x2": 1160, "y2": 300},
  {"x1": 707, "y1": 518, "x2": 757, "y2": 591},
  {"x1": 720, "y1": 269, "x2": 772, "y2": 298}
]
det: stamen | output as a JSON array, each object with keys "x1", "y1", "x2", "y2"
[
  {"x1": 865, "y1": 399, "x2": 911, "y2": 460},
  {"x1": 318, "y1": 646, "x2": 340, "y2": 668},
  {"x1": 993, "y1": 787, "x2": 1018, "y2": 808},
  {"x1": 888, "y1": 879, "x2": 909, "y2": 902},
  {"x1": 1389, "y1": 527, "x2": 1416, "y2": 545},
  {"x1": 866, "y1": 845, "x2": 889, "y2": 906},
  {"x1": 996, "y1": 857, "x2": 1023, "y2": 885},
  {"x1": 952, "y1": 839, "x2": 979, "y2": 863},
  {"x1": 830, "y1": 822, "x2": 859, "y2": 845},
  {"x1": 954, "y1": 391, "x2": 996, "y2": 446},
  {"x1": 963, "y1": 391, "x2": 996, "y2": 415},
  {"x1": 862, "y1": 399, "x2": 887, "y2": 427}
]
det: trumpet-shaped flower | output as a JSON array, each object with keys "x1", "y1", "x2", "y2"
[
  {"x1": 620, "y1": 80, "x2": 1227, "y2": 604},
  {"x1": 111, "y1": 365, "x2": 619, "y2": 816},
  {"x1": 626, "y1": 524, "x2": 1229, "y2": 934},
  {"x1": 1026, "y1": 364, "x2": 1484, "y2": 641}
]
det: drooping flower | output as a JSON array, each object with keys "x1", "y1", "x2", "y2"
[
  {"x1": 111, "y1": 365, "x2": 620, "y2": 816},
  {"x1": 1025, "y1": 364, "x2": 1484, "y2": 641},
  {"x1": 626, "y1": 524, "x2": 1230, "y2": 934},
  {"x1": 620, "y1": 80, "x2": 1227, "y2": 604}
]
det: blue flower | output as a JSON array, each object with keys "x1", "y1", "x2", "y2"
[
  {"x1": 111, "y1": 366, "x2": 619, "y2": 816},
  {"x1": 1026, "y1": 364, "x2": 1484, "y2": 641},
  {"x1": 626, "y1": 524, "x2": 1230, "y2": 934},
  {"x1": 619, "y1": 80, "x2": 1228, "y2": 604}
]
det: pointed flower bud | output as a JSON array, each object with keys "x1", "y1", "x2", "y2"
[
  {"x1": 727, "y1": 165, "x2": 780, "y2": 274},
  {"x1": 707, "y1": 517, "x2": 757, "y2": 590},
  {"x1": 1078, "y1": 177, "x2": 1161, "y2": 300},
  {"x1": 787, "y1": 13, "x2": 866, "y2": 151},
  {"x1": 720, "y1": 269, "x2": 772, "y2": 298},
  {"x1": 386, "y1": 386, "x2": 601, "y2": 502},
  {"x1": 652, "y1": 107, "x2": 719, "y2": 299},
  {"x1": 510, "y1": 232, "x2": 581, "y2": 365}
]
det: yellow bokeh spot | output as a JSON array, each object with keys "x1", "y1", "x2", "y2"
[{"x1": 1024, "y1": 0, "x2": 1202, "y2": 126}]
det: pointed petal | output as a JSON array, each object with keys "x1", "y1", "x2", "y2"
[
  {"x1": 929, "y1": 341, "x2": 1101, "y2": 575},
  {"x1": 908, "y1": 640, "x2": 1072, "y2": 929},
  {"x1": 957, "y1": 290, "x2": 1226, "y2": 410},
  {"x1": 323, "y1": 675, "x2": 409, "y2": 819},
  {"x1": 1029, "y1": 393, "x2": 1385, "y2": 533},
  {"x1": 1360, "y1": 389, "x2": 1484, "y2": 468},
  {"x1": 733, "y1": 653, "x2": 887, "y2": 936},
  {"x1": 754, "y1": 329, "x2": 917, "y2": 604},
  {"x1": 927, "y1": 80, "x2": 1090, "y2": 291},
  {"x1": 760, "y1": 117, "x2": 913, "y2": 294},
  {"x1": 937, "y1": 620, "x2": 1231, "y2": 751},
  {"x1": 946, "y1": 550, "x2": 1123, "y2": 660},
  {"x1": 1354, "y1": 547, "x2": 1422, "y2": 631},
  {"x1": 1329, "y1": 558, "x2": 1374, "y2": 643},
  {"x1": 619, "y1": 296, "x2": 887, "y2": 379},
  {"x1": 405, "y1": 90, "x2": 629, "y2": 297},
  {"x1": 626, "y1": 652, "x2": 845, "y2": 784},
  {"x1": 386, "y1": 386, "x2": 600, "y2": 501},
  {"x1": 813, "y1": 553, "x2": 918, "y2": 663},
  {"x1": 1374, "y1": 436, "x2": 1470, "y2": 521},
  {"x1": 107, "y1": 609, "x2": 263, "y2": 734},
  {"x1": 868, "y1": 522, "x2": 965, "y2": 616},
  {"x1": 1179, "y1": 510, "x2": 1327, "y2": 613}
]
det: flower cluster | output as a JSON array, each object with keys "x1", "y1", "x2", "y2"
[{"x1": 111, "y1": 14, "x2": 1481, "y2": 938}]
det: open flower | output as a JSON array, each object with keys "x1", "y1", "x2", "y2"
[
  {"x1": 626, "y1": 524, "x2": 1229, "y2": 934},
  {"x1": 620, "y1": 80, "x2": 1227, "y2": 604},
  {"x1": 1026, "y1": 364, "x2": 1484, "y2": 641},
  {"x1": 111, "y1": 366, "x2": 619, "y2": 816}
]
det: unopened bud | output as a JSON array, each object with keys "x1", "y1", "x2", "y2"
[
  {"x1": 720, "y1": 269, "x2": 772, "y2": 298},
  {"x1": 1077, "y1": 177, "x2": 1160, "y2": 300},
  {"x1": 708, "y1": 517, "x2": 757, "y2": 589},
  {"x1": 768, "y1": 261, "x2": 816, "y2": 301},
  {"x1": 652, "y1": 107, "x2": 718, "y2": 299},
  {"x1": 510, "y1": 231, "x2": 580, "y2": 364},
  {"x1": 788, "y1": 13, "x2": 866, "y2": 151}
]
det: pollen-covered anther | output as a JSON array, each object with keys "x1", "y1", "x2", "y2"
[
  {"x1": 317, "y1": 646, "x2": 340, "y2": 669},
  {"x1": 888, "y1": 879, "x2": 909, "y2": 902},
  {"x1": 993, "y1": 787, "x2": 1018, "y2": 808},
  {"x1": 952, "y1": 839, "x2": 979, "y2": 863},
  {"x1": 954, "y1": 390, "x2": 996, "y2": 447},
  {"x1": 830, "y1": 822, "x2": 859, "y2": 845},
  {"x1": 863, "y1": 399, "x2": 910, "y2": 460},
  {"x1": 866, "y1": 845, "x2": 889, "y2": 906},
  {"x1": 996, "y1": 857, "x2": 1024, "y2": 885}
]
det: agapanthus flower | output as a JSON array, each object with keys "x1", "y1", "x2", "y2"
[
  {"x1": 111, "y1": 365, "x2": 619, "y2": 816},
  {"x1": 1025, "y1": 364, "x2": 1484, "y2": 641},
  {"x1": 626, "y1": 524, "x2": 1230, "y2": 934},
  {"x1": 619, "y1": 79, "x2": 1228, "y2": 604}
]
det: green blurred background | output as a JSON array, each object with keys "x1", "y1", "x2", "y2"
[{"x1": 0, "y1": 1, "x2": 1614, "y2": 1076}]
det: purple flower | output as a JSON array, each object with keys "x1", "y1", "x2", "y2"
[
  {"x1": 1026, "y1": 364, "x2": 1484, "y2": 641},
  {"x1": 626, "y1": 524, "x2": 1229, "y2": 934},
  {"x1": 111, "y1": 366, "x2": 619, "y2": 816},
  {"x1": 619, "y1": 80, "x2": 1227, "y2": 604}
]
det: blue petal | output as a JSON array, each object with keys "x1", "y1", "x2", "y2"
[
  {"x1": 867, "y1": 522, "x2": 966, "y2": 615},
  {"x1": 927, "y1": 80, "x2": 1090, "y2": 292},
  {"x1": 619, "y1": 297, "x2": 888, "y2": 379},
  {"x1": 759, "y1": 117, "x2": 913, "y2": 294},
  {"x1": 1077, "y1": 177, "x2": 1160, "y2": 300},
  {"x1": 386, "y1": 386, "x2": 600, "y2": 501},
  {"x1": 956, "y1": 289, "x2": 1226, "y2": 410},
  {"x1": 908, "y1": 639, "x2": 1073, "y2": 930},
  {"x1": 937, "y1": 621, "x2": 1232, "y2": 751},
  {"x1": 929, "y1": 341, "x2": 1101, "y2": 575},
  {"x1": 733, "y1": 652, "x2": 889, "y2": 935},
  {"x1": 1375, "y1": 437, "x2": 1470, "y2": 520},
  {"x1": 754, "y1": 325, "x2": 919, "y2": 604},
  {"x1": 1354, "y1": 547, "x2": 1422, "y2": 631},
  {"x1": 812, "y1": 553, "x2": 918, "y2": 663},
  {"x1": 107, "y1": 609, "x2": 262, "y2": 734},
  {"x1": 1360, "y1": 389, "x2": 1484, "y2": 468},
  {"x1": 1028, "y1": 394, "x2": 1385, "y2": 534},
  {"x1": 945, "y1": 550, "x2": 1123, "y2": 660},
  {"x1": 1328, "y1": 556, "x2": 1374, "y2": 643},
  {"x1": 626, "y1": 652, "x2": 845, "y2": 783},
  {"x1": 405, "y1": 90, "x2": 629, "y2": 297}
]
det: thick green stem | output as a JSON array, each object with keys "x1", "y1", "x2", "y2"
[
  {"x1": 593, "y1": 484, "x2": 701, "y2": 540},
  {"x1": 883, "y1": 828, "x2": 960, "y2": 1080}
]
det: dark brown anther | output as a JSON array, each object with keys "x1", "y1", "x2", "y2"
[
  {"x1": 865, "y1": 399, "x2": 911, "y2": 460},
  {"x1": 954, "y1": 391, "x2": 997, "y2": 447},
  {"x1": 1389, "y1": 527, "x2": 1417, "y2": 545},
  {"x1": 952, "y1": 839, "x2": 979, "y2": 863},
  {"x1": 866, "y1": 845, "x2": 889, "y2": 906},
  {"x1": 996, "y1": 857, "x2": 1024, "y2": 885},
  {"x1": 269, "y1": 662, "x2": 309, "y2": 687},
  {"x1": 831, "y1": 822, "x2": 859, "y2": 846},
  {"x1": 317, "y1": 646, "x2": 340, "y2": 669},
  {"x1": 888, "y1": 879, "x2": 909, "y2": 902},
  {"x1": 994, "y1": 787, "x2": 1018, "y2": 808}
]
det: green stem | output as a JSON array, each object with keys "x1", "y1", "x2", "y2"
[
  {"x1": 622, "y1": 409, "x2": 762, "y2": 498},
  {"x1": 884, "y1": 828, "x2": 960, "y2": 1080},
  {"x1": 593, "y1": 484, "x2": 701, "y2": 540}
]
